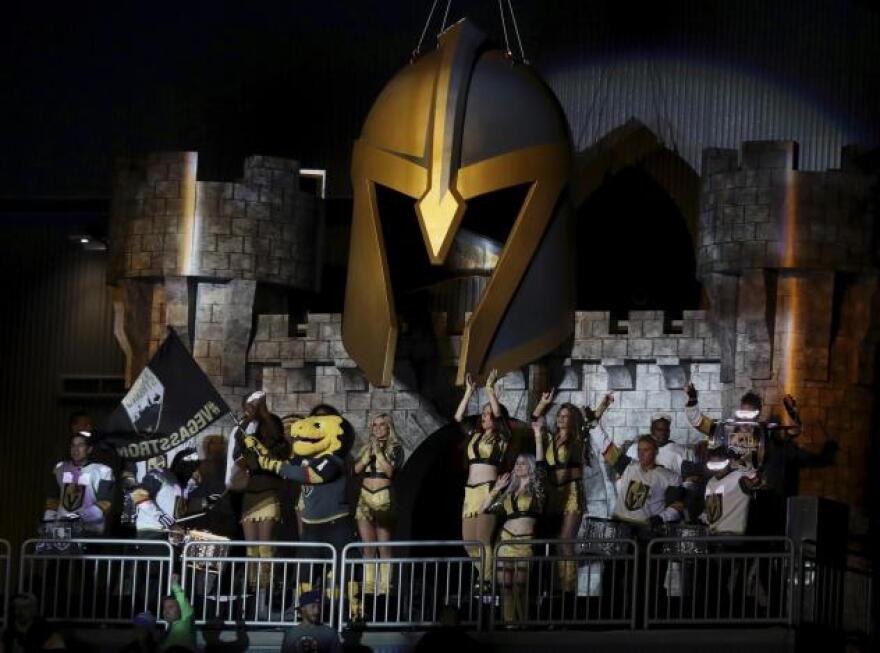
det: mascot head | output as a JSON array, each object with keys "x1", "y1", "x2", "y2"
[{"x1": 289, "y1": 415, "x2": 354, "y2": 459}]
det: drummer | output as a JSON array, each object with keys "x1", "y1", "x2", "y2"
[
  {"x1": 702, "y1": 446, "x2": 761, "y2": 536},
  {"x1": 131, "y1": 453, "x2": 184, "y2": 540},
  {"x1": 612, "y1": 436, "x2": 684, "y2": 531}
]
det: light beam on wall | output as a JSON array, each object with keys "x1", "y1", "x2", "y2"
[
  {"x1": 179, "y1": 152, "x2": 200, "y2": 276},
  {"x1": 781, "y1": 168, "x2": 800, "y2": 397}
]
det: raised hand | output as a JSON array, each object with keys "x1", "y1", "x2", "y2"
[
  {"x1": 465, "y1": 373, "x2": 476, "y2": 393},
  {"x1": 493, "y1": 472, "x2": 510, "y2": 491},
  {"x1": 540, "y1": 388, "x2": 555, "y2": 404},
  {"x1": 485, "y1": 368, "x2": 499, "y2": 390},
  {"x1": 684, "y1": 383, "x2": 698, "y2": 402}
]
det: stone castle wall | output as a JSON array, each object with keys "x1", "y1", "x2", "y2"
[
  {"x1": 699, "y1": 141, "x2": 878, "y2": 509},
  {"x1": 109, "y1": 153, "x2": 318, "y2": 288},
  {"x1": 109, "y1": 142, "x2": 878, "y2": 517}
]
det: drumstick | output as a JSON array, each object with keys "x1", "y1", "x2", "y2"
[{"x1": 175, "y1": 512, "x2": 208, "y2": 524}]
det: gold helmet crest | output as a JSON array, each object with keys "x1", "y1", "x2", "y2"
[{"x1": 344, "y1": 19, "x2": 574, "y2": 386}]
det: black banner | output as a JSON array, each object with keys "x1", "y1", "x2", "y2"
[{"x1": 96, "y1": 329, "x2": 231, "y2": 461}]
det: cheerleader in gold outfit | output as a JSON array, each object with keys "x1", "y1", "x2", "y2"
[
  {"x1": 532, "y1": 390, "x2": 613, "y2": 592},
  {"x1": 353, "y1": 413, "x2": 404, "y2": 594},
  {"x1": 453, "y1": 369, "x2": 511, "y2": 586},
  {"x1": 482, "y1": 421, "x2": 546, "y2": 622}
]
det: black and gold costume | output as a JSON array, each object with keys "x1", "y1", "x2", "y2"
[
  {"x1": 355, "y1": 444, "x2": 404, "y2": 526},
  {"x1": 484, "y1": 463, "x2": 547, "y2": 558},
  {"x1": 246, "y1": 415, "x2": 355, "y2": 553},
  {"x1": 543, "y1": 432, "x2": 585, "y2": 515},
  {"x1": 234, "y1": 414, "x2": 288, "y2": 524},
  {"x1": 461, "y1": 417, "x2": 512, "y2": 518}
]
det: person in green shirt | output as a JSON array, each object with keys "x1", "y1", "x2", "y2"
[{"x1": 159, "y1": 574, "x2": 196, "y2": 652}]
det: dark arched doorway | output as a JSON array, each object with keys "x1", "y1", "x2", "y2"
[
  {"x1": 393, "y1": 420, "x2": 535, "y2": 544},
  {"x1": 575, "y1": 165, "x2": 701, "y2": 311}
]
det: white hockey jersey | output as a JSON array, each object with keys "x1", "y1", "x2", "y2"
[
  {"x1": 613, "y1": 463, "x2": 681, "y2": 525},
  {"x1": 703, "y1": 469, "x2": 755, "y2": 535},
  {"x1": 45, "y1": 461, "x2": 115, "y2": 534},
  {"x1": 132, "y1": 468, "x2": 184, "y2": 532}
]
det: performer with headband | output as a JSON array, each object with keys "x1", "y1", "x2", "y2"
[
  {"x1": 43, "y1": 432, "x2": 115, "y2": 536},
  {"x1": 454, "y1": 369, "x2": 512, "y2": 589},
  {"x1": 482, "y1": 419, "x2": 546, "y2": 623},
  {"x1": 232, "y1": 391, "x2": 290, "y2": 600},
  {"x1": 353, "y1": 413, "x2": 404, "y2": 595}
]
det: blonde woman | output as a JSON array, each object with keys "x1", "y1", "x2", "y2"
[
  {"x1": 353, "y1": 413, "x2": 404, "y2": 594},
  {"x1": 482, "y1": 422, "x2": 546, "y2": 622},
  {"x1": 453, "y1": 369, "x2": 511, "y2": 588}
]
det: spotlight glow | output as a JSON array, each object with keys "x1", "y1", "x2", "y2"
[{"x1": 781, "y1": 169, "x2": 800, "y2": 397}]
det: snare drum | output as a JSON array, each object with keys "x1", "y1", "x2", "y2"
[
  {"x1": 36, "y1": 519, "x2": 84, "y2": 554},
  {"x1": 184, "y1": 529, "x2": 230, "y2": 571},
  {"x1": 661, "y1": 523, "x2": 708, "y2": 555},
  {"x1": 580, "y1": 517, "x2": 634, "y2": 555}
]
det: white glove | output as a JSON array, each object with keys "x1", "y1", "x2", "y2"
[
  {"x1": 42, "y1": 509, "x2": 57, "y2": 522},
  {"x1": 78, "y1": 505, "x2": 104, "y2": 523}
]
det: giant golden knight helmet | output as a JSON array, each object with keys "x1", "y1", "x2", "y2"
[{"x1": 343, "y1": 19, "x2": 574, "y2": 387}]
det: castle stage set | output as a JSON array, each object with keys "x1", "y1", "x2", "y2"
[{"x1": 1, "y1": 2, "x2": 879, "y2": 651}]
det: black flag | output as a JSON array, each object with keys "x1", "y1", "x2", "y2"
[{"x1": 96, "y1": 329, "x2": 231, "y2": 461}]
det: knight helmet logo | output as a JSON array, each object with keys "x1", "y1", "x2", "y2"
[
  {"x1": 122, "y1": 366, "x2": 165, "y2": 433},
  {"x1": 706, "y1": 493, "x2": 724, "y2": 524},
  {"x1": 624, "y1": 480, "x2": 650, "y2": 511},
  {"x1": 62, "y1": 483, "x2": 85, "y2": 512}
]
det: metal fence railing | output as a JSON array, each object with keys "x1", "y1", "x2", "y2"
[
  {"x1": 19, "y1": 539, "x2": 175, "y2": 624},
  {"x1": 644, "y1": 536, "x2": 795, "y2": 628},
  {"x1": 180, "y1": 540, "x2": 336, "y2": 627},
  {"x1": 338, "y1": 541, "x2": 483, "y2": 632},
  {"x1": 798, "y1": 540, "x2": 874, "y2": 644},
  {"x1": 490, "y1": 538, "x2": 639, "y2": 631},
  {"x1": 0, "y1": 539, "x2": 10, "y2": 631},
  {"x1": 14, "y1": 534, "x2": 866, "y2": 635}
]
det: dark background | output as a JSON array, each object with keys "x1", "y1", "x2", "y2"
[{"x1": 2, "y1": 0, "x2": 878, "y2": 199}]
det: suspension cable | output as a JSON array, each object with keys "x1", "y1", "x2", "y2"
[
  {"x1": 440, "y1": 0, "x2": 453, "y2": 33},
  {"x1": 497, "y1": 0, "x2": 511, "y2": 56},
  {"x1": 506, "y1": 0, "x2": 528, "y2": 63},
  {"x1": 413, "y1": 0, "x2": 441, "y2": 58}
]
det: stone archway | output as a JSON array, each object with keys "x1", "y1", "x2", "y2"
[
  {"x1": 571, "y1": 119, "x2": 703, "y2": 312},
  {"x1": 572, "y1": 118, "x2": 700, "y2": 246}
]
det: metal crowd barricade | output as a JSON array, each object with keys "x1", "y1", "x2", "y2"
[
  {"x1": 338, "y1": 541, "x2": 484, "y2": 632},
  {"x1": 19, "y1": 538, "x2": 175, "y2": 624},
  {"x1": 644, "y1": 535, "x2": 795, "y2": 628},
  {"x1": 798, "y1": 539, "x2": 874, "y2": 643},
  {"x1": 181, "y1": 540, "x2": 336, "y2": 627},
  {"x1": 489, "y1": 538, "x2": 639, "y2": 630},
  {"x1": 0, "y1": 539, "x2": 10, "y2": 631}
]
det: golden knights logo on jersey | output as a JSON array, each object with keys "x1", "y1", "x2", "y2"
[
  {"x1": 624, "y1": 480, "x2": 650, "y2": 511},
  {"x1": 706, "y1": 492, "x2": 723, "y2": 524},
  {"x1": 62, "y1": 482, "x2": 84, "y2": 512}
]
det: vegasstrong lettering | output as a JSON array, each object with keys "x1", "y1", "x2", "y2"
[{"x1": 116, "y1": 401, "x2": 223, "y2": 459}]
